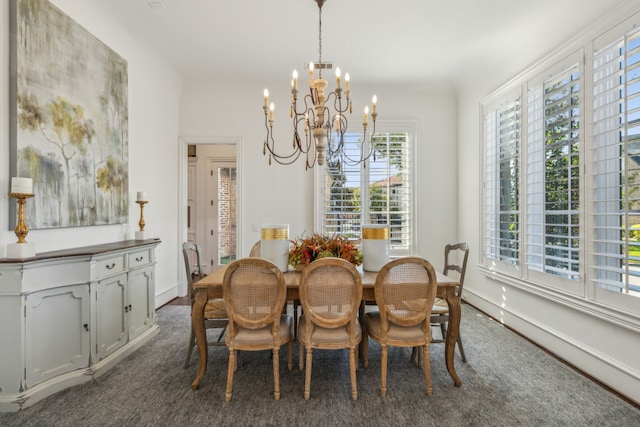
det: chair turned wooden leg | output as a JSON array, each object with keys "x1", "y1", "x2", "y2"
[
  {"x1": 299, "y1": 340, "x2": 304, "y2": 371},
  {"x1": 288, "y1": 340, "x2": 293, "y2": 371},
  {"x1": 363, "y1": 333, "x2": 369, "y2": 368},
  {"x1": 226, "y1": 348, "x2": 236, "y2": 402},
  {"x1": 273, "y1": 348, "x2": 281, "y2": 400},
  {"x1": 423, "y1": 345, "x2": 433, "y2": 396},
  {"x1": 293, "y1": 300, "x2": 300, "y2": 338},
  {"x1": 457, "y1": 335, "x2": 467, "y2": 362},
  {"x1": 349, "y1": 346, "x2": 358, "y2": 400},
  {"x1": 304, "y1": 347, "x2": 313, "y2": 400},
  {"x1": 183, "y1": 326, "x2": 196, "y2": 368},
  {"x1": 380, "y1": 345, "x2": 388, "y2": 397}
]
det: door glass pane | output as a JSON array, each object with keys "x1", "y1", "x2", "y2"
[{"x1": 217, "y1": 167, "x2": 237, "y2": 265}]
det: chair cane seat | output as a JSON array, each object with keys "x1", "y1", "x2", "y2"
[
  {"x1": 223, "y1": 314, "x2": 292, "y2": 345},
  {"x1": 204, "y1": 298, "x2": 228, "y2": 319},
  {"x1": 298, "y1": 316, "x2": 361, "y2": 345},
  {"x1": 431, "y1": 298, "x2": 449, "y2": 315},
  {"x1": 365, "y1": 311, "x2": 428, "y2": 342}
]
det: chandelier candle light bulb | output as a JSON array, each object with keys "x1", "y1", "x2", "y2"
[{"x1": 345, "y1": 72, "x2": 350, "y2": 97}]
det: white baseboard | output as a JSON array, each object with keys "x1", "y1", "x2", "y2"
[
  {"x1": 155, "y1": 284, "x2": 179, "y2": 308},
  {"x1": 463, "y1": 288, "x2": 640, "y2": 405}
]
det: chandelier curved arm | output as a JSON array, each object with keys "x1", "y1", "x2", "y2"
[{"x1": 263, "y1": 107, "x2": 303, "y2": 166}]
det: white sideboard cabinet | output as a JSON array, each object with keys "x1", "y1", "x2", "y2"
[{"x1": 0, "y1": 239, "x2": 161, "y2": 412}]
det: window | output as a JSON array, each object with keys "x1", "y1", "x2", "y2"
[
  {"x1": 482, "y1": 13, "x2": 640, "y2": 314},
  {"x1": 592, "y1": 25, "x2": 640, "y2": 300},
  {"x1": 316, "y1": 123, "x2": 415, "y2": 257},
  {"x1": 528, "y1": 64, "x2": 581, "y2": 281},
  {"x1": 484, "y1": 96, "x2": 521, "y2": 266}
]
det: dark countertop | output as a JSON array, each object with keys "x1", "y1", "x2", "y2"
[{"x1": 0, "y1": 238, "x2": 161, "y2": 264}]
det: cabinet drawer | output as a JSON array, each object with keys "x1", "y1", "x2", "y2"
[
  {"x1": 95, "y1": 255, "x2": 125, "y2": 279},
  {"x1": 128, "y1": 249, "x2": 152, "y2": 268}
]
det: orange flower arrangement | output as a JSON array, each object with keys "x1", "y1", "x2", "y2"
[{"x1": 288, "y1": 233, "x2": 363, "y2": 269}]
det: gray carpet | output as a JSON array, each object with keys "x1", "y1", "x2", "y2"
[{"x1": 1, "y1": 304, "x2": 639, "y2": 426}]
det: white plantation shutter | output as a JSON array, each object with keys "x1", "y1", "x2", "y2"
[
  {"x1": 484, "y1": 98, "x2": 520, "y2": 265},
  {"x1": 526, "y1": 84, "x2": 544, "y2": 272},
  {"x1": 323, "y1": 137, "x2": 362, "y2": 237},
  {"x1": 529, "y1": 64, "x2": 581, "y2": 281},
  {"x1": 320, "y1": 127, "x2": 413, "y2": 256},
  {"x1": 592, "y1": 27, "x2": 640, "y2": 295},
  {"x1": 485, "y1": 110, "x2": 498, "y2": 261}
]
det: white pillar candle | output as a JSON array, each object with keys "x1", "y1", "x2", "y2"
[
  {"x1": 11, "y1": 177, "x2": 33, "y2": 194},
  {"x1": 260, "y1": 223, "x2": 290, "y2": 271},
  {"x1": 136, "y1": 191, "x2": 148, "y2": 201},
  {"x1": 362, "y1": 224, "x2": 390, "y2": 272}
]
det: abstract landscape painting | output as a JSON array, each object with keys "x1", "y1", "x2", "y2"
[{"x1": 10, "y1": 0, "x2": 128, "y2": 228}]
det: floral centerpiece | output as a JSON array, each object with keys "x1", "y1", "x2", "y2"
[{"x1": 289, "y1": 233, "x2": 363, "y2": 270}]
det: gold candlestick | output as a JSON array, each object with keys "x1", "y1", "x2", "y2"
[
  {"x1": 8, "y1": 192, "x2": 34, "y2": 244},
  {"x1": 136, "y1": 200, "x2": 148, "y2": 232}
]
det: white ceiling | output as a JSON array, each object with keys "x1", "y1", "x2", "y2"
[{"x1": 89, "y1": 0, "x2": 630, "y2": 86}]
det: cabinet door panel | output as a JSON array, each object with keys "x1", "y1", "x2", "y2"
[
  {"x1": 96, "y1": 274, "x2": 127, "y2": 360},
  {"x1": 25, "y1": 285, "x2": 90, "y2": 388},
  {"x1": 128, "y1": 267, "x2": 153, "y2": 340}
]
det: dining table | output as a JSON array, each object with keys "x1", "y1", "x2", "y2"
[{"x1": 190, "y1": 264, "x2": 463, "y2": 390}]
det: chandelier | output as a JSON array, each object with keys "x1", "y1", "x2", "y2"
[{"x1": 262, "y1": 0, "x2": 378, "y2": 169}]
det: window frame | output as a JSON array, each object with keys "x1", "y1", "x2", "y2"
[
  {"x1": 482, "y1": 88, "x2": 524, "y2": 278},
  {"x1": 314, "y1": 120, "x2": 418, "y2": 258},
  {"x1": 524, "y1": 50, "x2": 586, "y2": 296}
]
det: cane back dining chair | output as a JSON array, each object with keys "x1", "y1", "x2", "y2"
[
  {"x1": 364, "y1": 257, "x2": 438, "y2": 397},
  {"x1": 222, "y1": 257, "x2": 293, "y2": 402},
  {"x1": 430, "y1": 242, "x2": 469, "y2": 362},
  {"x1": 251, "y1": 240, "x2": 301, "y2": 338},
  {"x1": 298, "y1": 258, "x2": 363, "y2": 400},
  {"x1": 182, "y1": 242, "x2": 228, "y2": 368},
  {"x1": 249, "y1": 240, "x2": 261, "y2": 257}
]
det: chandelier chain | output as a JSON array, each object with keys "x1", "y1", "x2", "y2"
[{"x1": 318, "y1": 6, "x2": 322, "y2": 78}]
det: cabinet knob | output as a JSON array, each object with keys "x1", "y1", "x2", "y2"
[
  {"x1": 84, "y1": 323, "x2": 89, "y2": 331},
  {"x1": 124, "y1": 305, "x2": 129, "y2": 313},
  {"x1": 105, "y1": 263, "x2": 116, "y2": 270},
  {"x1": 135, "y1": 256, "x2": 144, "y2": 262},
  {"x1": 129, "y1": 304, "x2": 132, "y2": 311}
]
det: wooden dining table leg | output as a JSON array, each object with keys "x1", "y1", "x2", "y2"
[
  {"x1": 358, "y1": 301, "x2": 365, "y2": 360},
  {"x1": 191, "y1": 288, "x2": 208, "y2": 390},
  {"x1": 444, "y1": 287, "x2": 462, "y2": 387}
]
